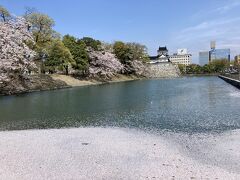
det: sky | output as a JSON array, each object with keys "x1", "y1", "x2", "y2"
[{"x1": 1, "y1": 0, "x2": 240, "y2": 63}]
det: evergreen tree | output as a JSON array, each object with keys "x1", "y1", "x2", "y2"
[
  {"x1": 45, "y1": 40, "x2": 73, "y2": 75},
  {"x1": 63, "y1": 35, "x2": 89, "y2": 73},
  {"x1": 81, "y1": 37, "x2": 101, "y2": 51},
  {"x1": 113, "y1": 41, "x2": 133, "y2": 64}
]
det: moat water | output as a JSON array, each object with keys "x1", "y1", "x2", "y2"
[{"x1": 0, "y1": 76, "x2": 240, "y2": 133}]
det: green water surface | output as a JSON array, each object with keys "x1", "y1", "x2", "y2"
[{"x1": 0, "y1": 76, "x2": 239, "y2": 133}]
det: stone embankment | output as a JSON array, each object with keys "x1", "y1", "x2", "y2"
[
  {"x1": 146, "y1": 62, "x2": 180, "y2": 78},
  {"x1": 0, "y1": 74, "x2": 69, "y2": 96},
  {"x1": 219, "y1": 75, "x2": 240, "y2": 89}
]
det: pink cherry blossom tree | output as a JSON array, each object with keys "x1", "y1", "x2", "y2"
[
  {"x1": 88, "y1": 48, "x2": 124, "y2": 80},
  {"x1": 0, "y1": 17, "x2": 36, "y2": 83}
]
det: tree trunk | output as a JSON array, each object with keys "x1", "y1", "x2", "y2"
[{"x1": 65, "y1": 66, "x2": 69, "y2": 75}]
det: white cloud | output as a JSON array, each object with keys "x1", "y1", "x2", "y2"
[
  {"x1": 214, "y1": 1, "x2": 240, "y2": 13},
  {"x1": 191, "y1": 0, "x2": 240, "y2": 20},
  {"x1": 182, "y1": 17, "x2": 240, "y2": 33}
]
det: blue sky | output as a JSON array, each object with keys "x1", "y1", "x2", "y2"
[{"x1": 1, "y1": 0, "x2": 240, "y2": 63}]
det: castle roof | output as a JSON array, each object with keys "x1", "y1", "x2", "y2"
[{"x1": 158, "y1": 46, "x2": 168, "y2": 51}]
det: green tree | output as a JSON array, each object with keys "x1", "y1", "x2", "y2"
[
  {"x1": 201, "y1": 64, "x2": 211, "y2": 73},
  {"x1": 63, "y1": 35, "x2": 89, "y2": 72},
  {"x1": 113, "y1": 41, "x2": 149, "y2": 64},
  {"x1": 45, "y1": 40, "x2": 73, "y2": 75},
  {"x1": 113, "y1": 41, "x2": 133, "y2": 64},
  {"x1": 62, "y1": 35, "x2": 76, "y2": 51},
  {"x1": 0, "y1": 5, "x2": 11, "y2": 22},
  {"x1": 209, "y1": 59, "x2": 229, "y2": 73},
  {"x1": 81, "y1": 37, "x2": 101, "y2": 51},
  {"x1": 233, "y1": 58, "x2": 239, "y2": 68},
  {"x1": 25, "y1": 11, "x2": 59, "y2": 73},
  {"x1": 25, "y1": 12, "x2": 55, "y2": 44},
  {"x1": 126, "y1": 42, "x2": 149, "y2": 62},
  {"x1": 186, "y1": 64, "x2": 202, "y2": 74},
  {"x1": 178, "y1": 64, "x2": 186, "y2": 74}
]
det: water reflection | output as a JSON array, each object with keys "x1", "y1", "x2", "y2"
[{"x1": 0, "y1": 77, "x2": 239, "y2": 133}]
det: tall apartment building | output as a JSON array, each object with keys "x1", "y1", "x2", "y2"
[
  {"x1": 199, "y1": 51, "x2": 210, "y2": 66},
  {"x1": 199, "y1": 41, "x2": 231, "y2": 66},
  {"x1": 209, "y1": 49, "x2": 231, "y2": 62}
]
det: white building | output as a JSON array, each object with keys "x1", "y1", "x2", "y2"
[{"x1": 169, "y1": 49, "x2": 192, "y2": 66}]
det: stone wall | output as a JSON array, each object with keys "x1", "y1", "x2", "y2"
[
  {"x1": 219, "y1": 75, "x2": 240, "y2": 89},
  {"x1": 0, "y1": 74, "x2": 68, "y2": 96},
  {"x1": 146, "y1": 62, "x2": 180, "y2": 78}
]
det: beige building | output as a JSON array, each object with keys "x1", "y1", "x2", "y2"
[{"x1": 169, "y1": 49, "x2": 192, "y2": 66}]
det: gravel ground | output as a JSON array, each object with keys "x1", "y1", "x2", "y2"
[{"x1": 0, "y1": 128, "x2": 239, "y2": 180}]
